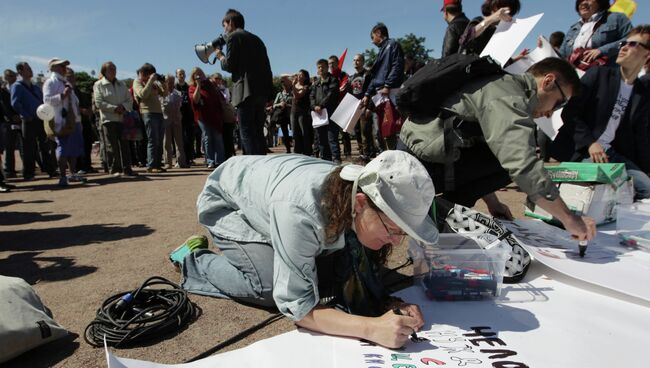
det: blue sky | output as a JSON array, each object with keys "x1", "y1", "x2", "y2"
[{"x1": 0, "y1": 1, "x2": 647, "y2": 80}]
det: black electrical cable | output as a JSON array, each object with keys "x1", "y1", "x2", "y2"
[{"x1": 84, "y1": 276, "x2": 199, "y2": 348}]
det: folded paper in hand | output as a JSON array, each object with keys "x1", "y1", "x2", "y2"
[{"x1": 311, "y1": 109, "x2": 329, "y2": 128}]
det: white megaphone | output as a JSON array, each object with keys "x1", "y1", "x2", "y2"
[{"x1": 194, "y1": 35, "x2": 227, "y2": 65}]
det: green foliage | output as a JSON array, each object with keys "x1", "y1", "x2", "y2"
[
  {"x1": 362, "y1": 33, "x2": 432, "y2": 67},
  {"x1": 74, "y1": 71, "x2": 97, "y2": 96}
]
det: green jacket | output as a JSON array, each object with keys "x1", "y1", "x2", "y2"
[{"x1": 400, "y1": 73, "x2": 559, "y2": 202}]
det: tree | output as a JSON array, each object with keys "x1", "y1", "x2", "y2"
[
  {"x1": 362, "y1": 33, "x2": 432, "y2": 67},
  {"x1": 74, "y1": 71, "x2": 97, "y2": 96}
]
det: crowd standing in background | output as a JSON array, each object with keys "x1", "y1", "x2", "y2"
[{"x1": 0, "y1": 0, "x2": 648, "y2": 196}]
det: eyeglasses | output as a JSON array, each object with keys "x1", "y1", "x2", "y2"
[
  {"x1": 553, "y1": 80, "x2": 568, "y2": 111},
  {"x1": 619, "y1": 40, "x2": 650, "y2": 50},
  {"x1": 374, "y1": 209, "x2": 407, "y2": 242}
]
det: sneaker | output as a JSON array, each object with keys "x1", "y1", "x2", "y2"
[
  {"x1": 146, "y1": 168, "x2": 162, "y2": 173},
  {"x1": 112, "y1": 172, "x2": 122, "y2": 177},
  {"x1": 169, "y1": 235, "x2": 209, "y2": 270},
  {"x1": 58, "y1": 177, "x2": 68, "y2": 187},
  {"x1": 159, "y1": 167, "x2": 167, "y2": 173},
  {"x1": 0, "y1": 185, "x2": 10, "y2": 193},
  {"x1": 77, "y1": 170, "x2": 87, "y2": 175},
  {"x1": 123, "y1": 170, "x2": 139, "y2": 177},
  {"x1": 68, "y1": 175, "x2": 87, "y2": 183}
]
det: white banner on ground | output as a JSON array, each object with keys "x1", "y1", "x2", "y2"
[
  {"x1": 504, "y1": 219, "x2": 650, "y2": 303},
  {"x1": 107, "y1": 263, "x2": 650, "y2": 367},
  {"x1": 331, "y1": 93, "x2": 363, "y2": 133},
  {"x1": 481, "y1": 13, "x2": 544, "y2": 66}
]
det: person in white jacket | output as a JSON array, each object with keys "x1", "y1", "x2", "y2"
[{"x1": 42, "y1": 58, "x2": 85, "y2": 187}]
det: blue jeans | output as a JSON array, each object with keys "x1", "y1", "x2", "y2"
[
  {"x1": 237, "y1": 96, "x2": 267, "y2": 155},
  {"x1": 198, "y1": 121, "x2": 226, "y2": 167},
  {"x1": 143, "y1": 113, "x2": 165, "y2": 169},
  {"x1": 582, "y1": 148, "x2": 650, "y2": 199},
  {"x1": 316, "y1": 121, "x2": 341, "y2": 161},
  {"x1": 181, "y1": 236, "x2": 275, "y2": 307}
]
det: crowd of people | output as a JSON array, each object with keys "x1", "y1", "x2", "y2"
[{"x1": 1, "y1": 0, "x2": 649, "y2": 350}]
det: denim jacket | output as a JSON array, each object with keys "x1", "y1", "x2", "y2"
[{"x1": 558, "y1": 11, "x2": 632, "y2": 61}]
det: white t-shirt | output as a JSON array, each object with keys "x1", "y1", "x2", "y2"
[
  {"x1": 574, "y1": 12, "x2": 604, "y2": 50},
  {"x1": 597, "y1": 80, "x2": 634, "y2": 150}
]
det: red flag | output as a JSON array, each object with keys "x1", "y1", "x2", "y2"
[{"x1": 338, "y1": 48, "x2": 348, "y2": 71}]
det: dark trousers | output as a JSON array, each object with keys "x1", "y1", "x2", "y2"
[
  {"x1": 291, "y1": 109, "x2": 313, "y2": 156},
  {"x1": 354, "y1": 113, "x2": 376, "y2": 157},
  {"x1": 181, "y1": 117, "x2": 196, "y2": 161},
  {"x1": 342, "y1": 132, "x2": 351, "y2": 157},
  {"x1": 277, "y1": 119, "x2": 292, "y2": 153},
  {"x1": 21, "y1": 118, "x2": 56, "y2": 178},
  {"x1": 317, "y1": 122, "x2": 341, "y2": 161},
  {"x1": 237, "y1": 96, "x2": 267, "y2": 155},
  {"x1": 2, "y1": 124, "x2": 23, "y2": 175},
  {"x1": 223, "y1": 122, "x2": 236, "y2": 159},
  {"x1": 397, "y1": 138, "x2": 510, "y2": 207},
  {"x1": 77, "y1": 119, "x2": 96, "y2": 171},
  {"x1": 102, "y1": 121, "x2": 132, "y2": 174}
]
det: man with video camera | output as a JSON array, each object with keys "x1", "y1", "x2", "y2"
[{"x1": 215, "y1": 9, "x2": 273, "y2": 155}]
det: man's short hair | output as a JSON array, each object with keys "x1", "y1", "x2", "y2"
[
  {"x1": 15, "y1": 62, "x2": 29, "y2": 73},
  {"x1": 445, "y1": 4, "x2": 463, "y2": 16},
  {"x1": 549, "y1": 31, "x2": 565, "y2": 49},
  {"x1": 528, "y1": 57, "x2": 581, "y2": 96},
  {"x1": 328, "y1": 55, "x2": 339, "y2": 63},
  {"x1": 317, "y1": 59, "x2": 328, "y2": 67},
  {"x1": 138, "y1": 63, "x2": 156, "y2": 76},
  {"x1": 100, "y1": 61, "x2": 115, "y2": 77},
  {"x1": 491, "y1": 0, "x2": 521, "y2": 16},
  {"x1": 371, "y1": 23, "x2": 389, "y2": 38},
  {"x1": 574, "y1": 0, "x2": 609, "y2": 13},
  {"x1": 354, "y1": 54, "x2": 365, "y2": 62},
  {"x1": 223, "y1": 9, "x2": 245, "y2": 29},
  {"x1": 629, "y1": 24, "x2": 650, "y2": 38},
  {"x1": 4, "y1": 69, "x2": 16, "y2": 78}
]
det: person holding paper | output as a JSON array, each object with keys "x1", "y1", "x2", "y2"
[
  {"x1": 399, "y1": 57, "x2": 597, "y2": 242},
  {"x1": 458, "y1": 0, "x2": 520, "y2": 55},
  {"x1": 362, "y1": 23, "x2": 404, "y2": 150},
  {"x1": 310, "y1": 59, "x2": 341, "y2": 163},
  {"x1": 562, "y1": 25, "x2": 650, "y2": 199},
  {"x1": 172, "y1": 151, "x2": 438, "y2": 349}
]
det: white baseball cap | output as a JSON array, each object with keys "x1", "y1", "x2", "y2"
[
  {"x1": 340, "y1": 150, "x2": 439, "y2": 245},
  {"x1": 48, "y1": 58, "x2": 70, "y2": 70}
]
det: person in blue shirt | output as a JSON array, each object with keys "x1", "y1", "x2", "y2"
[
  {"x1": 10, "y1": 62, "x2": 56, "y2": 180},
  {"x1": 172, "y1": 151, "x2": 439, "y2": 349}
]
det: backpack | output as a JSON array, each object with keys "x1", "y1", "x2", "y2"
[{"x1": 396, "y1": 54, "x2": 504, "y2": 119}]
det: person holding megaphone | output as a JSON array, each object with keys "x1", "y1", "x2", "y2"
[{"x1": 195, "y1": 9, "x2": 273, "y2": 155}]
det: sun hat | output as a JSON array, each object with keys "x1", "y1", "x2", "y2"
[
  {"x1": 340, "y1": 150, "x2": 439, "y2": 244},
  {"x1": 47, "y1": 58, "x2": 70, "y2": 70}
]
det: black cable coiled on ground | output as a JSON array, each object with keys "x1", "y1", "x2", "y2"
[{"x1": 84, "y1": 276, "x2": 198, "y2": 348}]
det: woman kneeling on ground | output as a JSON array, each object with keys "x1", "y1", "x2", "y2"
[{"x1": 171, "y1": 151, "x2": 439, "y2": 348}]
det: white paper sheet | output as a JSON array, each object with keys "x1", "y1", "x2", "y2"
[
  {"x1": 311, "y1": 109, "x2": 329, "y2": 128},
  {"x1": 504, "y1": 219, "x2": 650, "y2": 303},
  {"x1": 504, "y1": 36, "x2": 558, "y2": 75},
  {"x1": 331, "y1": 93, "x2": 363, "y2": 133},
  {"x1": 371, "y1": 88, "x2": 399, "y2": 107},
  {"x1": 107, "y1": 267, "x2": 650, "y2": 368},
  {"x1": 480, "y1": 13, "x2": 544, "y2": 66},
  {"x1": 534, "y1": 107, "x2": 565, "y2": 140}
]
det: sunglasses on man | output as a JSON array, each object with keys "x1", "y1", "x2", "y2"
[{"x1": 619, "y1": 40, "x2": 650, "y2": 50}]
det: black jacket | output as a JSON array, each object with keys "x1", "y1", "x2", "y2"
[
  {"x1": 221, "y1": 29, "x2": 273, "y2": 107},
  {"x1": 310, "y1": 74, "x2": 339, "y2": 115},
  {"x1": 561, "y1": 66, "x2": 650, "y2": 172},
  {"x1": 442, "y1": 13, "x2": 470, "y2": 58}
]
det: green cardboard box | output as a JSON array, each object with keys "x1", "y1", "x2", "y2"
[{"x1": 545, "y1": 162, "x2": 628, "y2": 187}]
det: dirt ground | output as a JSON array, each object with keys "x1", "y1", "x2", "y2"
[{"x1": 0, "y1": 145, "x2": 525, "y2": 368}]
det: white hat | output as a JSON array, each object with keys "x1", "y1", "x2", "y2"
[
  {"x1": 340, "y1": 151, "x2": 439, "y2": 245},
  {"x1": 48, "y1": 58, "x2": 70, "y2": 70}
]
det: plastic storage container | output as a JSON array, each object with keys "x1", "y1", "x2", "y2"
[
  {"x1": 409, "y1": 234, "x2": 509, "y2": 301},
  {"x1": 617, "y1": 203, "x2": 650, "y2": 252}
]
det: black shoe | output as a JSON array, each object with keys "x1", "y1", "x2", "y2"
[{"x1": 1, "y1": 182, "x2": 17, "y2": 189}]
